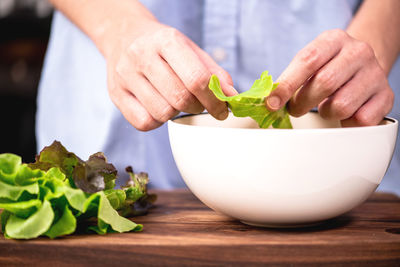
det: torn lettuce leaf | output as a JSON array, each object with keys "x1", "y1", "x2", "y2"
[
  {"x1": 209, "y1": 71, "x2": 292, "y2": 129},
  {"x1": 0, "y1": 142, "x2": 154, "y2": 239}
]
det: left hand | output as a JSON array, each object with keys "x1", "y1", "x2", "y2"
[{"x1": 266, "y1": 29, "x2": 394, "y2": 127}]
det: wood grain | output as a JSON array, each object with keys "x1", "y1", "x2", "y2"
[{"x1": 0, "y1": 190, "x2": 399, "y2": 266}]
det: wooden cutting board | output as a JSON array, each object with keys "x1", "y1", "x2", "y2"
[{"x1": 0, "y1": 190, "x2": 399, "y2": 266}]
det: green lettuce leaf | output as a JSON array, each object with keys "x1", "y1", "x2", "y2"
[
  {"x1": 104, "y1": 189, "x2": 126, "y2": 210},
  {"x1": 209, "y1": 71, "x2": 292, "y2": 129},
  {"x1": 45, "y1": 203, "x2": 76, "y2": 239},
  {"x1": 0, "y1": 199, "x2": 41, "y2": 218},
  {"x1": 96, "y1": 191, "x2": 142, "y2": 233},
  {"x1": 0, "y1": 179, "x2": 39, "y2": 201},
  {"x1": 0, "y1": 153, "x2": 22, "y2": 185},
  {"x1": 0, "y1": 141, "x2": 154, "y2": 239},
  {"x1": 0, "y1": 163, "x2": 142, "y2": 239},
  {"x1": 15, "y1": 164, "x2": 45, "y2": 186},
  {"x1": 5, "y1": 200, "x2": 54, "y2": 239}
]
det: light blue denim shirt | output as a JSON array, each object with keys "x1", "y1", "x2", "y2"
[{"x1": 37, "y1": 0, "x2": 400, "y2": 194}]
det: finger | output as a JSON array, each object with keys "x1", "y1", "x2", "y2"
[
  {"x1": 318, "y1": 63, "x2": 386, "y2": 121},
  {"x1": 340, "y1": 89, "x2": 394, "y2": 127},
  {"x1": 187, "y1": 39, "x2": 238, "y2": 96},
  {"x1": 157, "y1": 29, "x2": 228, "y2": 120},
  {"x1": 267, "y1": 29, "x2": 348, "y2": 111},
  {"x1": 141, "y1": 54, "x2": 204, "y2": 114},
  {"x1": 123, "y1": 73, "x2": 179, "y2": 123},
  {"x1": 110, "y1": 87, "x2": 162, "y2": 131},
  {"x1": 289, "y1": 44, "x2": 363, "y2": 117}
]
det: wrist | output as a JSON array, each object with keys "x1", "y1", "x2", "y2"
[
  {"x1": 91, "y1": 2, "x2": 157, "y2": 60},
  {"x1": 94, "y1": 15, "x2": 157, "y2": 60},
  {"x1": 50, "y1": 0, "x2": 157, "y2": 60},
  {"x1": 345, "y1": 0, "x2": 400, "y2": 76}
]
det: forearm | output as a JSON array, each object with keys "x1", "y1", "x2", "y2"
[
  {"x1": 347, "y1": 0, "x2": 400, "y2": 75},
  {"x1": 49, "y1": 0, "x2": 156, "y2": 58}
]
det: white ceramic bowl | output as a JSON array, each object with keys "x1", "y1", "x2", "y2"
[{"x1": 168, "y1": 112, "x2": 398, "y2": 227}]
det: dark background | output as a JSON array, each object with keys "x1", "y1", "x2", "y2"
[{"x1": 0, "y1": 0, "x2": 53, "y2": 162}]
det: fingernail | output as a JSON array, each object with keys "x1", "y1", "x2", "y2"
[
  {"x1": 267, "y1": 96, "x2": 281, "y2": 110},
  {"x1": 227, "y1": 85, "x2": 238, "y2": 96},
  {"x1": 218, "y1": 109, "x2": 229, "y2": 120}
]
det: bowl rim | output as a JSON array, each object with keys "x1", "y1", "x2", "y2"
[{"x1": 169, "y1": 111, "x2": 398, "y2": 132}]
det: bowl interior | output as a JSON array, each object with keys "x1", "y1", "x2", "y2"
[{"x1": 173, "y1": 112, "x2": 394, "y2": 129}]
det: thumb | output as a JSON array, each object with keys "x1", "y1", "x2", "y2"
[
  {"x1": 265, "y1": 78, "x2": 294, "y2": 112},
  {"x1": 265, "y1": 32, "x2": 342, "y2": 111}
]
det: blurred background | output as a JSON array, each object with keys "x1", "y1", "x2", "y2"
[{"x1": 0, "y1": 0, "x2": 52, "y2": 162}]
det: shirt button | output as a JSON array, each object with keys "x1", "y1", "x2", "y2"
[{"x1": 212, "y1": 47, "x2": 227, "y2": 63}]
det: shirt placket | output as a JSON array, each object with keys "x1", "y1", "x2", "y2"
[{"x1": 202, "y1": 0, "x2": 239, "y2": 76}]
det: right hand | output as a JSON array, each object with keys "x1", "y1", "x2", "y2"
[{"x1": 104, "y1": 20, "x2": 235, "y2": 131}]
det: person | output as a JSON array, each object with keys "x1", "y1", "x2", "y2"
[{"x1": 37, "y1": 0, "x2": 400, "y2": 193}]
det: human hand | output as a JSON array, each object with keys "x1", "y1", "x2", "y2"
[
  {"x1": 104, "y1": 19, "x2": 235, "y2": 131},
  {"x1": 266, "y1": 29, "x2": 394, "y2": 127}
]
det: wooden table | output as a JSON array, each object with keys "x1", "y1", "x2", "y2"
[{"x1": 0, "y1": 190, "x2": 400, "y2": 266}]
